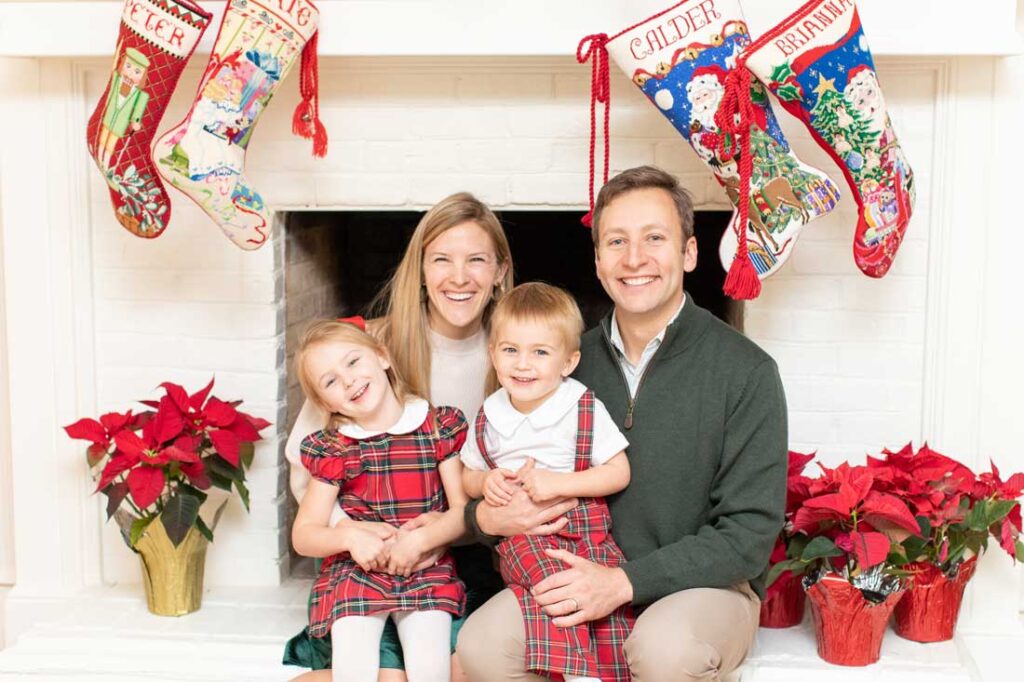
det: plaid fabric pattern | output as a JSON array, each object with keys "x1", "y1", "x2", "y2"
[
  {"x1": 301, "y1": 406, "x2": 468, "y2": 638},
  {"x1": 475, "y1": 391, "x2": 634, "y2": 681}
]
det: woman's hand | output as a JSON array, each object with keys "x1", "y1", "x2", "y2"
[
  {"x1": 387, "y1": 528, "x2": 430, "y2": 577},
  {"x1": 346, "y1": 525, "x2": 393, "y2": 572},
  {"x1": 484, "y1": 468, "x2": 519, "y2": 506}
]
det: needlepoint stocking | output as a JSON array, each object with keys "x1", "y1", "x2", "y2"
[
  {"x1": 86, "y1": 0, "x2": 212, "y2": 238},
  {"x1": 154, "y1": 0, "x2": 326, "y2": 250},
  {"x1": 743, "y1": 0, "x2": 915, "y2": 278},
  {"x1": 595, "y1": 0, "x2": 841, "y2": 297}
]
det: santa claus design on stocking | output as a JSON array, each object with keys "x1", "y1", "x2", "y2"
[{"x1": 602, "y1": 0, "x2": 841, "y2": 290}]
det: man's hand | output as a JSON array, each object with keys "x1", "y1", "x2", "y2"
[
  {"x1": 517, "y1": 463, "x2": 564, "y2": 503},
  {"x1": 531, "y1": 549, "x2": 633, "y2": 627},
  {"x1": 476, "y1": 463, "x2": 577, "y2": 538},
  {"x1": 483, "y1": 468, "x2": 519, "y2": 506}
]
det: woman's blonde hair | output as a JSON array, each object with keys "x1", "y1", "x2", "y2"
[
  {"x1": 371, "y1": 192, "x2": 514, "y2": 399},
  {"x1": 295, "y1": 319, "x2": 414, "y2": 427},
  {"x1": 489, "y1": 282, "x2": 585, "y2": 352}
]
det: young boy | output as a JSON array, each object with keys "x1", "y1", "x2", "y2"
[{"x1": 460, "y1": 282, "x2": 634, "y2": 682}]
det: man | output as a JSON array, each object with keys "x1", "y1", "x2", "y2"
[{"x1": 457, "y1": 166, "x2": 788, "y2": 680}]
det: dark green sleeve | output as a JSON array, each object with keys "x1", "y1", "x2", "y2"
[
  {"x1": 621, "y1": 359, "x2": 788, "y2": 604},
  {"x1": 463, "y1": 498, "x2": 501, "y2": 549}
]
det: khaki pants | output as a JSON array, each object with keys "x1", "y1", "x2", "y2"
[{"x1": 457, "y1": 584, "x2": 760, "y2": 681}]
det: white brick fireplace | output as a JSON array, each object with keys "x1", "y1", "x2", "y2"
[{"x1": 1, "y1": 1, "x2": 1023, "y2": 679}]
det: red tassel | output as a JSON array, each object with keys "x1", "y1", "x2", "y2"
[
  {"x1": 576, "y1": 34, "x2": 610, "y2": 229},
  {"x1": 581, "y1": 211, "x2": 594, "y2": 228},
  {"x1": 715, "y1": 64, "x2": 762, "y2": 300},
  {"x1": 292, "y1": 30, "x2": 328, "y2": 158}
]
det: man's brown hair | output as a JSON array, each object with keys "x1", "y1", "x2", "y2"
[{"x1": 591, "y1": 165, "x2": 695, "y2": 244}]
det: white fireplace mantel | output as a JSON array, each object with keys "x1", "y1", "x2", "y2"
[{"x1": 0, "y1": 0, "x2": 1021, "y2": 58}]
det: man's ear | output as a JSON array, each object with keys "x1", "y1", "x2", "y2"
[
  {"x1": 562, "y1": 350, "x2": 582, "y2": 377},
  {"x1": 683, "y1": 235, "x2": 698, "y2": 273}
]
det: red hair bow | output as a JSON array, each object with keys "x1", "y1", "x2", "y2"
[{"x1": 337, "y1": 315, "x2": 366, "y2": 331}]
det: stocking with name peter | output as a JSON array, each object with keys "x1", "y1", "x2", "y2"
[
  {"x1": 154, "y1": 0, "x2": 326, "y2": 250},
  {"x1": 86, "y1": 0, "x2": 212, "y2": 239},
  {"x1": 584, "y1": 0, "x2": 841, "y2": 299},
  {"x1": 742, "y1": 0, "x2": 915, "y2": 278}
]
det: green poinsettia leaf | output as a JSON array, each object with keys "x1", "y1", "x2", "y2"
[
  {"x1": 210, "y1": 499, "x2": 229, "y2": 531},
  {"x1": 966, "y1": 501, "x2": 990, "y2": 532},
  {"x1": 104, "y1": 482, "x2": 129, "y2": 521},
  {"x1": 195, "y1": 514, "x2": 214, "y2": 543},
  {"x1": 1016, "y1": 540, "x2": 1024, "y2": 562},
  {"x1": 239, "y1": 441, "x2": 255, "y2": 470},
  {"x1": 766, "y1": 559, "x2": 804, "y2": 588},
  {"x1": 234, "y1": 479, "x2": 250, "y2": 513},
  {"x1": 129, "y1": 515, "x2": 154, "y2": 547},
  {"x1": 987, "y1": 499, "x2": 1017, "y2": 525},
  {"x1": 160, "y1": 493, "x2": 200, "y2": 547},
  {"x1": 802, "y1": 536, "x2": 843, "y2": 561}
]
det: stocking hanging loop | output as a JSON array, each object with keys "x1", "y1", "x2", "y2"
[{"x1": 576, "y1": 33, "x2": 610, "y2": 228}]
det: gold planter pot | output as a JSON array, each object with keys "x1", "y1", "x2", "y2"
[{"x1": 134, "y1": 516, "x2": 208, "y2": 616}]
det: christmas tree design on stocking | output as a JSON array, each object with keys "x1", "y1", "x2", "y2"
[
  {"x1": 742, "y1": 0, "x2": 915, "y2": 277},
  {"x1": 154, "y1": 0, "x2": 325, "y2": 250},
  {"x1": 86, "y1": 0, "x2": 212, "y2": 238},
  {"x1": 594, "y1": 0, "x2": 841, "y2": 298}
]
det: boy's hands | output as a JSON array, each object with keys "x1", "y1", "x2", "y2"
[
  {"x1": 517, "y1": 459, "x2": 564, "y2": 503},
  {"x1": 346, "y1": 523, "x2": 395, "y2": 572},
  {"x1": 483, "y1": 468, "x2": 519, "y2": 506}
]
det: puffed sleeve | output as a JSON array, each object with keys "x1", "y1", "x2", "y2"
[
  {"x1": 433, "y1": 406, "x2": 467, "y2": 463},
  {"x1": 300, "y1": 430, "x2": 361, "y2": 485}
]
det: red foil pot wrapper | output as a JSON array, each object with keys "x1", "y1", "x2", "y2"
[
  {"x1": 807, "y1": 574, "x2": 904, "y2": 666},
  {"x1": 893, "y1": 556, "x2": 977, "y2": 643},
  {"x1": 760, "y1": 571, "x2": 806, "y2": 628}
]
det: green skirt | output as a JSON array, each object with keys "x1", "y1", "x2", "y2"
[{"x1": 283, "y1": 544, "x2": 502, "y2": 671}]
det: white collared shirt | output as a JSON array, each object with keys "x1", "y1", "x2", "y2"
[
  {"x1": 336, "y1": 398, "x2": 430, "y2": 439},
  {"x1": 460, "y1": 378, "x2": 629, "y2": 473},
  {"x1": 609, "y1": 296, "x2": 686, "y2": 399}
]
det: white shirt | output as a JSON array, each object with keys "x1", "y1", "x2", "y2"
[
  {"x1": 460, "y1": 378, "x2": 629, "y2": 473},
  {"x1": 609, "y1": 296, "x2": 686, "y2": 398}
]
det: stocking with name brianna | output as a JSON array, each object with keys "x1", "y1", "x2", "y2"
[
  {"x1": 742, "y1": 0, "x2": 915, "y2": 277},
  {"x1": 154, "y1": 0, "x2": 326, "y2": 250}
]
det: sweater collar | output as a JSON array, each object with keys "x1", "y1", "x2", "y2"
[{"x1": 600, "y1": 291, "x2": 712, "y2": 360}]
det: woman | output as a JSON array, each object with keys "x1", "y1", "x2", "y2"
[{"x1": 285, "y1": 192, "x2": 513, "y2": 681}]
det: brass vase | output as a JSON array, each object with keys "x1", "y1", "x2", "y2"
[{"x1": 134, "y1": 516, "x2": 208, "y2": 616}]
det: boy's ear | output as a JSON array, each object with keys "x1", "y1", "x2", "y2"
[{"x1": 562, "y1": 350, "x2": 581, "y2": 377}]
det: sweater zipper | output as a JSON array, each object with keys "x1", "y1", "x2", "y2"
[{"x1": 603, "y1": 325, "x2": 665, "y2": 431}]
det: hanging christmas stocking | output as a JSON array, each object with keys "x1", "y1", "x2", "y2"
[
  {"x1": 86, "y1": 0, "x2": 212, "y2": 239},
  {"x1": 154, "y1": 0, "x2": 326, "y2": 250},
  {"x1": 742, "y1": 0, "x2": 915, "y2": 278},
  {"x1": 587, "y1": 0, "x2": 841, "y2": 298}
]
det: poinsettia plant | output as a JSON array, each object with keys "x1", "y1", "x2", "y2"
[
  {"x1": 764, "y1": 450, "x2": 817, "y2": 597},
  {"x1": 771, "y1": 460, "x2": 923, "y2": 589},
  {"x1": 64, "y1": 378, "x2": 270, "y2": 549},
  {"x1": 870, "y1": 443, "x2": 1024, "y2": 573}
]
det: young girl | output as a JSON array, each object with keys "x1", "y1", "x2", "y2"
[
  {"x1": 293, "y1": 317, "x2": 468, "y2": 682},
  {"x1": 460, "y1": 283, "x2": 635, "y2": 682}
]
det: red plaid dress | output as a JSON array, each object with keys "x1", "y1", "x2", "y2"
[
  {"x1": 300, "y1": 405, "x2": 467, "y2": 638},
  {"x1": 474, "y1": 390, "x2": 634, "y2": 681}
]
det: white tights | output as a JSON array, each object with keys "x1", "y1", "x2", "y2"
[{"x1": 330, "y1": 610, "x2": 452, "y2": 682}]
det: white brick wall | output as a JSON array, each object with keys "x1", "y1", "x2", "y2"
[{"x1": 86, "y1": 56, "x2": 934, "y2": 586}]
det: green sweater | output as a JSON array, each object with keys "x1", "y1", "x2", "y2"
[{"x1": 574, "y1": 298, "x2": 788, "y2": 605}]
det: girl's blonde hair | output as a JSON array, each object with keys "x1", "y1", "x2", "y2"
[
  {"x1": 489, "y1": 282, "x2": 585, "y2": 352},
  {"x1": 371, "y1": 192, "x2": 514, "y2": 399},
  {"x1": 296, "y1": 319, "x2": 414, "y2": 427}
]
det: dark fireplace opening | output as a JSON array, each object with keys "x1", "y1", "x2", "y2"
[{"x1": 282, "y1": 208, "x2": 739, "y2": 574}]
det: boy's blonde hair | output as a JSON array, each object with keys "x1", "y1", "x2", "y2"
[
  {"x1": 295, "y1": 319, "x2": 414, "y2": 426},
  {"x1": 489, "y1": 282, "x2": 585, "y2": 352}
]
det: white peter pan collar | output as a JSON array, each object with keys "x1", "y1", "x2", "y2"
[
  {"x1": 483, "y1": 378, "x2": 587, "y2": 438},
  {"x1": 337, "y1": 398, "x2": 429, "y2": 439}
]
